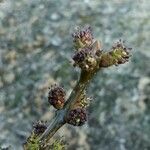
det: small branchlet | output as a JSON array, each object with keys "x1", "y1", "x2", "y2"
[
  {"x1": 24, "y1": 25, "x2": 132, "y2": 149},
  {"x1": 74, "y1": 90, "x2": 91, "y2": 109},
  {"x1": 99, "y1": 39, "x2": 132, "y2": 67}
]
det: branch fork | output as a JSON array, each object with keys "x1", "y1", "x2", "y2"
[{"x1": 24, "y1": 25, "x2": 132, "y2": 149}]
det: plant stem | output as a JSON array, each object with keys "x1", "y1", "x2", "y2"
[
  {"x1": 39, "y1": 70, "x2": 95, "y2": 143},
  {"x1": 39, "y1": 109, "x2": 66, "y2": 142},
  {"x1": 65, "y1": 70, "x2": 94, "y2": 110}
]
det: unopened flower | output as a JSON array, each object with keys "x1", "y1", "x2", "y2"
[
  {"x1": 72, "y1": 26, "x2": 93, "y2": 49},
  {"x1": 33, "y1": 121, "x2": 47, "y2": 135},
  {"x1": 48, "y1": 84, "x2": 66, "y2": 109},
  {"x1": 74, "y1": 91, "x2": 92, "y2": 108},
  {"x1": 73, "y1": 47, "x2": 97, "y2": 71},
  {"x1": 99, "y1": 40, "x2": 132, "y2": 67},
  {"x1": 66, "y1": 108, "x2": 87, "y2": 126}
]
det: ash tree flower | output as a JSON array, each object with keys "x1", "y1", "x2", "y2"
[
  {"x1": 73, "y1": 47, "x2": 97, "y2": 71},
  {"x1": 33, "y1": 121, "x2": 47, "y2": 136},
  {"x1": 48, "y1": 84, "x2": 66, "y2": 109},
  {"x1": 24, "y1": 25, "x2": 133, "y2": 150},
  {"x1": 72, "y1": 26, "x2": 93, "y2": 49},
  {"x1": 72, "y1": 27, "x2": 132, "y2": 72},
  {"x1": 99, "y1": 39, "x2": 132, "y2": 67},
  {"x1": 66, "y1": 108, "x2": 87, "y2": 126}
]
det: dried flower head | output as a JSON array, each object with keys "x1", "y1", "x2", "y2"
[
  {"x1": 72, "y1": 26, "x2": 93, "y2": 49},
  {"x1": 66, "y1": 108, "x2": 87, "y2": 126},
  {"x1": 33, "y1": 121, "x2": 47, "y2": 135},
  {"x1": 48, "y1": 84, "x2": 66, "y2": 109}
]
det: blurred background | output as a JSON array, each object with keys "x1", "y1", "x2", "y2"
[{"x1": 0, "y1": 0, "x2": 150, "y2": 149}]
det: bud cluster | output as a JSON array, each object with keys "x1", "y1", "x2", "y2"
[
  {"x1": 66, "y1": 108, "x2": 87, "y2": 126},
  {"x1": 33, "y1": 121, "x2": 47, "y2": 136},
  {"x1": 65, "y1": 91, "x2": 91, "y2": 126},
  {"x1": 99, "y1": 40, "x2": 132, "y2": 67},
  {"x1": 72, "y1": 26, "x2": 132, "y2": 71},
  {"x1": 111, "y1": 40, "x2": 132, "y2": 64},
  {"x1": 48, "y1": 84, "x2": 66, "y2": 109},
  {"x1": 72, "y1": 26, "x2": 93, "y2": 49},
  {"x1": 72, "y1": 26, "x2": 103, "y2": 72},
  {"x1": 73, "y1": 47, "x2": 97, "y2": 71}
]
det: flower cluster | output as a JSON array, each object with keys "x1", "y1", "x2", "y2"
[
  {"x1": 66, "y1": 108, "x2": 87, "y2": 126},
  {"x1": 72, "y1": 26, "x2": 93, "y2": 49},
  {"x1": 72, "y1": 26, "x2": 132, "y2": 71},
  {"x1": 66, "y1": 91, "x2": 91, "y2": 126},
  {"x1": 48, "y1": 84, "x2": 66, "y2": 109},
  {"x1": 99, "y1": 39, "x2": 132, "y2": 67},
  {"x1": 72, "y1": 26, "x2": 102, "y2": 72},
  {"x1": 73, "y1": 47, "x2": 97, "y2": 71},
  {"x1": 33, "y1": 121, "x2": 47, "y2": 136}
]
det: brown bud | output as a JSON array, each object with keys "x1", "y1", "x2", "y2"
[
  {"x1": 48, "y1": 84, "x2": 66, "y2": 109},
  {"x1": 99, "y1": 40, "x2": 132, "y2": 67},
  {"x1": 33, "y1": 121, "x2": 47, "y2": 135},
  {"x1": 72, "y1": 26, "x2": 93, "y2": 49},
  {"x1": 72, "y1": 47, "x2": 97, "y2": 71},
  {"x1": 66, "y1": 108, "x2": 87, "y2": 126}
]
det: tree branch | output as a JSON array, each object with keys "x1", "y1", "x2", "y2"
[{"x1": 38, "y1": 70, "x2": 95, "y2": 143}]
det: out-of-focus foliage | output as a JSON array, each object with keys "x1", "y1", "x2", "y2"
[{"x1": 0, "y1": 0, "x2": 149, "y2": 149}]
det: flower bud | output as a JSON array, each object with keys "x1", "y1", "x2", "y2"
[
  {"x1": 48, "y1": 84, "x2": 66, "y2": 109},
  {"x1": 66, "y1": 108, "x2": 87, "y2": 126},
  {"x1": 99, "y1": 40, "x2": 132, "y2": 67},
  {"x1": 74, "y1": 91, "x2": 92, "y2": 109},
  {"x1": 73, "y1": 47, "x2": 97, "y2": 71},
  {"x1": 33, "y1": 121, "x2": 47, "y2": 135},
  {"x1": 72, "y1": 26, "x2": 93, "y2": 49}
]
